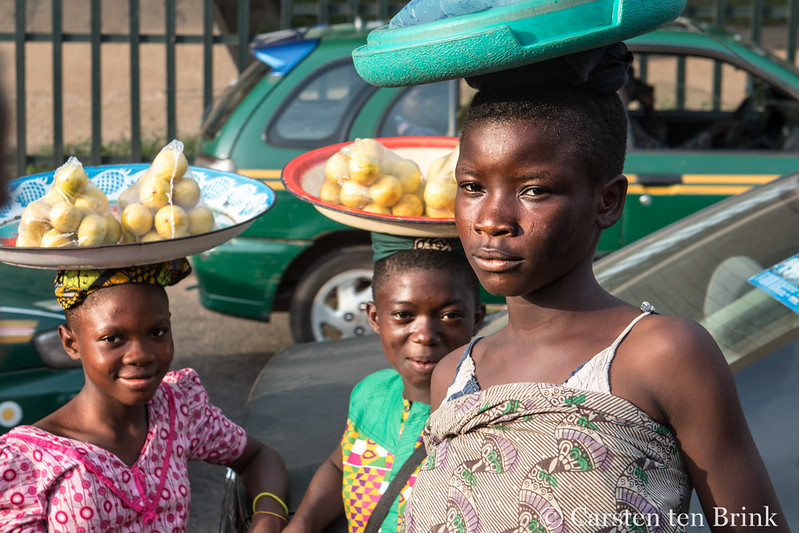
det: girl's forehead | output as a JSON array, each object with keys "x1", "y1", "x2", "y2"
[{"x1": 380, "y1": 268, "x2": 469, "y2": 296}]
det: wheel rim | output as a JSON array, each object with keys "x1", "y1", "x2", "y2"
[{"x1": 310, "y1": 268, "x2": 375, "y2": 341}]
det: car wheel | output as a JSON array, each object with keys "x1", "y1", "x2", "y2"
[{"x1": 290, "y1": 246, "x2": 375, "y2": 343}]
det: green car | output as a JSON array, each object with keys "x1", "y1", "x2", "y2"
[
  {"x1": 0, "y1": 263, "x2": 84, "y2": 434},
  {"x1": 193, "y1": 17, "x2": 799, "y2": 343}
]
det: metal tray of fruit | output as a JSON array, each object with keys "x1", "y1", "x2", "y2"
[
  {"x1": 0, "y1": 164, "x2": 276, "y2": 269},
  {"x1": 352, "y1": 0, "x2": 686, "y2": 87},
  {"x1": 282, "y1": 136, "x2": 459, "y2": 238}
]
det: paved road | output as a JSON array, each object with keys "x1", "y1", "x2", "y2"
[{"x1": 166, "y1": 274, "x2": 293, "y2": 532}]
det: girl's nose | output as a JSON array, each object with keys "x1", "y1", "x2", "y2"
[
  {"x1": 472, "y1": 195, "x2": 518, "y2": 237},
  {"x1": 122, "y1": 338, "x2": 156, "y2": 365}
]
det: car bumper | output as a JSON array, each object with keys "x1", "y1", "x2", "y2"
[{"x1": 191, "y1": 237, "x2": 311, "y2": 321}]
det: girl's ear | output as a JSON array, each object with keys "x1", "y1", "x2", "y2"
[
  {"x1": 58, "y1": 324, "x2": 80, "y2": 361},
  {"x1": 597, "y1": 174, "x2": 628, "y2": 229},
  {"x1": 365, "y1": 301, "x2": 380, "y2": 335}
]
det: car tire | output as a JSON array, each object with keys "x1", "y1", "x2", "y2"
[{"x1": 290, "y1": 246, "x2": 375, "y2": 343}]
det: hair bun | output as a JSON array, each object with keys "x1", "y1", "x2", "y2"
[{"x1": 465, "y1": 42, "x2": 633, "y2": 94}]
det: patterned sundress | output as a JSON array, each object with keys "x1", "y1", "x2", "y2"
[
  {"x1": 403, "y1": 308, "x2": 693, "y2": 533},
  {"x1": 0, "y1": 368, "x2": 247, "y2": 532}
]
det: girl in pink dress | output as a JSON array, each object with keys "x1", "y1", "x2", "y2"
[{"x1": 0, "y1": 259, "x2": 288, "y2": 532}]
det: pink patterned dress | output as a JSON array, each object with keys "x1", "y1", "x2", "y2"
[{"x1": 0, "y1": 368, "x2": 247, "y2": 532}]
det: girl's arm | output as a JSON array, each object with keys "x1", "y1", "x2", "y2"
[
  {"x1": 228, "y1": 432, "x2": 289, "y2": 533},
  {"x1": 283, "y1": 445, "x2": 346, "y2": 533},
  {"x1": 630, "y1": 316, "x2": 789, "y2": 532}
]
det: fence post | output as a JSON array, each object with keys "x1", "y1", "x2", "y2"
[
  {"x1": 90, "y1": 0, "x2": 102, "y2": 165},
  {"x1": 130, "y1": 0, "x2": 142, "y2": 162},
  {"x1": 14, "y1": 0, "x2": 26, "y2": 178},
  {"x1": 52, "y1": 0, "x2": 63, "y2": 167},
  {"x1": 238, "y1": 0, "x2": 250, "y2": 72}
]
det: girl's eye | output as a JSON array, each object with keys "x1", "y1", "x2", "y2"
[
  {"x1": 152, "y1": 328, "x2": 168, "y2": 338},
  {"x1": 441, "y1": 311, "x2": 464, "y2": 321},
  {"x1": 458, "y1": 181, "x2": 483, "y2": 194},
  {"x1": 521, "y1": 186, "x2": 546, "y2": 197},
  {"x1": 101, "y1": 334, "x2": 121, "y2": 344},
  {"x1": 392, "y1": 311, "x2": 413, "y2": 320}
]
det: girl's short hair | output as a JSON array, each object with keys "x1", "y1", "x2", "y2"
[{"x1": 462, "y1": 83, "x2": 628, "y2": 183}]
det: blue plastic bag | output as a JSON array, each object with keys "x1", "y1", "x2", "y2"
[{"x1": 389, "y1": 0, "x2": 522, "y2": 28}]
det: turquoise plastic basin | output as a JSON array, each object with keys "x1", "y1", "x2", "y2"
[{"x1": 352, "y1": 0, "x2": 687, "y2": 87}]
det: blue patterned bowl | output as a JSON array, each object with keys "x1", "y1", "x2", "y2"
[{"x1": 0, "y1": 164, "x2": 276, "y2": 269}]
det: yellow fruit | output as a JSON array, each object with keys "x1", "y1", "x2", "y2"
[
  {"x1": 172, "y1": 178, "x2": 201, "y2": 209},
  {"x1": 368, "y1": 176, "x2": 402, "y2": 207},
  {"x1": 426, "y1": 204, "x2": 455, "y2": 218},
  {"x1": 352, "y1": 138, "x2": 383, "y2": 160},
  {"x1": 154, "y1": 205, "x2": 189, "y2": 239},
  {"x1": 427, "y1": 146, "x2": 459, "y2": 180},
  {"x1": 149, "y1": 143, "x2": 188, "y2": 182},
  {"x1": 318, "y1": 180, "x2": 341, "y2": 204},
  {"x1": 348, "y1": 153, "x2": 380, "y2": 186},
  {"x1": 15, "y1": 230, "x2": 39, "y2": 247},
  {"x1": 53, "y1": 160, "x2": 89, "y2": 200},
  {"x1": 140, "y1": 230, "x2": 162, "y2": 242},
  {"x1": 41, "y1": 188, "x2": 62, "y2": 207},
  {"x1": 49, "y1": 202, "x2": 82, "y2": 233},
  {"x1": 117, "y1": 182, "x2": 141, "y2": 211},
  {"x1": 363, "y1": 203, "x2": 392, "y2": 215},
  {"x1": 103, "y1": 213, "x2": 122, "y2": 244},
  {"x1": 82, "y1": 184, "x2": 110, "y2": 213},
  {"x1": 392, "y1": 159, "x2": 422, "y2": 193},
  {"x1": 40, "y1": 228, "x2": 75, "y2": 248},
  {"x1": 391, "y1": 194, "x2": 425, "y2": 217},
  {"x1": 324, "y1": 152, "x2": 350, "y2": 184},
  {"x1": 339, "y1": 181, "x2": 371, "y2": 209},
  {"x1": 188, "y1": 206, "x2": 215, "y2": 235},
  {"x1": 121, "y1": 203, "x2": 154, "y2": 236},
  {"x1": 74, "y1": 194, "x2": 106, "y2": 216},
  {"x1": 77, "y1": 214, "x2": 107, "y2": 246},
  {"x1": 139, "y1": 176, "x2": 172, "y2": 210},
  {"x1": 119, "y1": 230, "x2": 138, "y2": 244},
  {"x1": 423, "y1": 177, "x2": 457, "y2": 210},
  {"x1": 20, "y1": 201, "x2": 52, "y2": 240}
]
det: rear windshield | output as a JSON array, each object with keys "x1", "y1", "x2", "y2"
[
  {"x1": 595, "y1": 172, "x2": 799, "y2": 371},
  {"x1": 201, "y1": 60, "x2": 270, "y2": 141}
]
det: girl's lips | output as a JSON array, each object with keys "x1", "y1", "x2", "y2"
[
  {"x1": 472, "y1": 249, "x2": 523, "y2": 272},
  {"x1": 118, "y1": 375, "x2": 158, "y2": 390}
]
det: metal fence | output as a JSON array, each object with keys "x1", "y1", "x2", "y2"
[{"x1": 2, "y1": 0, "x2": 798, "y2": 177}]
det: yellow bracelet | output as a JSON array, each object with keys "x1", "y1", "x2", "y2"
[
  {"x1": 252, "y1": 491, "x2": 289, "y2": 516},
  {"x1": 253, "y1": 510, "x2": 288, "y2": 523}
]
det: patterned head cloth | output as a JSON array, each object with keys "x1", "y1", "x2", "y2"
[
  {"x1": 54, "y1": 258, "x2": 192, "y2": 310},
  {"x1": 370, "y1": 232, "x2": 464, "y2": 263}
]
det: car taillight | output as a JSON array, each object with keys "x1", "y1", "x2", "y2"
[
  {"x1": 33, "y1": 329, "x2": 81, "y2": 369},
  {"x1": 194, "y1": 154, "x2": 238, "y2": 173}
]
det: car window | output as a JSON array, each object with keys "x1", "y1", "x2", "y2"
[
  {"x1": 625, "y1": 53, "x2": 799, "y2": 152},
  {"x1": 268, "y1": 60, "x2": 373, "y2": 147},
  {"x1": 377, "y1": 81, "x2": 458, "y2": 137},
  {"x1": 595, "y1": 172, "x2": 799, "y2": 371},
  {"x1": 201, "y1": 60, "x2": 270, "y2": 142},
  {"x1": 378, "y1": 79, "x2": 477, "y2": 138}
]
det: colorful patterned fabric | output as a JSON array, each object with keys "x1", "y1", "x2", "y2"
[
  {"x1": 403, "y1": 312, "x2": 692, "y2": 533},
  {"x1": 54, "y1": 258, "x2": 192, "y2": 309},
  {"x1": 342, "y1": 369, "x2": 429, "y2": 533},
  {"x1": 0, "y1": 368, "x2": 247, "y2": 532}
]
